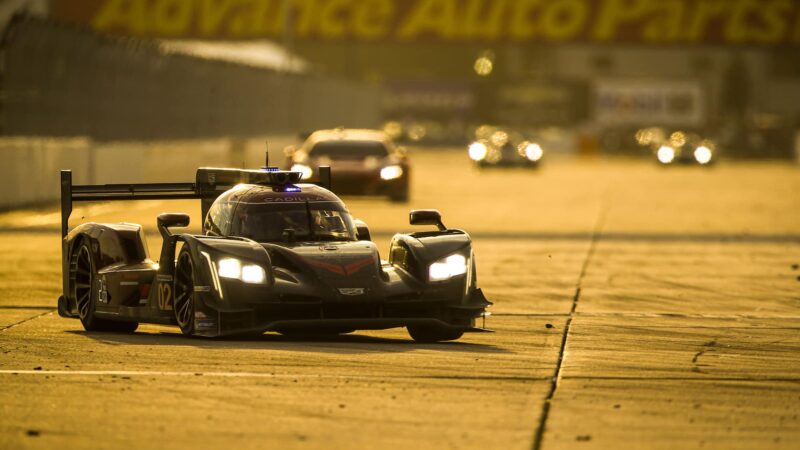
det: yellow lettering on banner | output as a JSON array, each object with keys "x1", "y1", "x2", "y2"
[
  {"x1": 319, "y1": 0, "x2": 349, "y2": 38},
  {"x1": 509, "y1": 0, "x2": 541, "y2": 40},
  {"x1": 539, "y1": 0, "x2": 588, "y2": 40},
  {"x1": 198, "y1": 0, "x2": 239, "y2": 36},
  {"x1": 724, "y1": 0, "x2": 756, "y2": 43},
  {"x1": 229, "y1": 0, "x2": 262, "y2": 37},
  {"x1": 750, "y1": 0, "x2": 792, "y2": 44},
  {"x1": 642, "y1": 0, "x2": 685, "y2": 42},
  {"x1": 261, "y1": 0, "x2": 288, "y2": 36},
  {"x1": 354, "y1": 0, "x2": 394, "y2": 40},
  {"x1": 461, "y1": 0, "x2": 507, "y2": 40},
  {"x1": 92, "y1": 0, "x2": 147, "y2": 34},
  {"x1": 247, "y1": 0, "x2": 274, "y2": 36},
  {"x1": 153, "y1": 0, "x2": 193, "y2": 36},
  {"x1": 593, "y1": 0, "x2": 649, "y2": 41},
  {"x1": 795, "y1": 6, "x2": 800, "y2": 43},
  {"x1": 228, "y1": 0, "x2": 256, "y2": 38},
  {"x1": 294, "y1": 0, "x2": 322, "y2": 38},
  {"x1": 685, "y1": 0, "x2": 726, "y2": 42},
  {"x1": 397, "y1": 0, "x2": 457, "y2": 40}
]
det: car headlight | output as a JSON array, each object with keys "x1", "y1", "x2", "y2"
[
  {"x1": 521, "y1": 142, "x2": 543, "y2": 161},
  {"x1": 380, "y1": 165, "x2": 404, "y2": 180},
  {"x1": 694, "y1": 146, "x2": 712, "y2": 164},
  {"x1": 468, "y1": 142, "x2": 488, "y2": 161},
  {"x1": 217, "y1": 258, "x2": 266, "y2": 284},
  {"x1": 490, "y1": 131, "x2": 508, "y2": 147},
  {"x1": 657, "y1": 145, "x2": 675, "y2": 164},
  {"x1": 429, "y1": 254, "x2": 468, "y2": 282},
  {"x1": 291, "y1": 164, "x2": 313, "y2": 180}
]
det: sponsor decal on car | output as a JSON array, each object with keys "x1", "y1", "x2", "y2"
[
  {"x1": 305, "y1": 257, "x2": 374, "y2": 276},
  {"x1": 338, "y1": 288, "x2": 365, "y2": 296}
]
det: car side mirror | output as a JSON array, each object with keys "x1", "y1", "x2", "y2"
[
  {"x1": 354, "y1": 219, "x2": 371, "y2": 241},
  {"x1": 157, "y1": 213, "x2": 190, "y2": 239},
  {"x1": 409, "y1": 209, "x2": 446, "y2": 231}
]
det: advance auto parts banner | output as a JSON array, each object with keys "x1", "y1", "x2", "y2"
[{"x1": 51, "y1": 0, "x2": 800, "y2": 45}]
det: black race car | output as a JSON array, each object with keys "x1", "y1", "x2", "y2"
[
  {"x1": 57, "y1": 166, "x2": 491, "y2": 342},
  {"x1": 468, "y1": 125, "x2": 544, "y2": 168},
  {"x1": 284, "y1": 129, "x2": 410, "y2": 202}
]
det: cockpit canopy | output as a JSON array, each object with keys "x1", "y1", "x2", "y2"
[{"x1": 204, "y1": 184, "x2": 357, "y2": 243}]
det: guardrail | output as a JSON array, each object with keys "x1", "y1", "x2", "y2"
[{"x1": 0, "y1": 136, "x2": 295, "y2": 210}]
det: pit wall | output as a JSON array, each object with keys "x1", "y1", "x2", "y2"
[{"x1": 0, "y1": 136, "x2": 296, "y2": 210}]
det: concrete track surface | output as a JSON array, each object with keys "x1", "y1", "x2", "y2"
[{"x1": 1, "y1": 149, "x2": 799, "y2": 450}]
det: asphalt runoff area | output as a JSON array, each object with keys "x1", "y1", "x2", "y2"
[{"x1": 1, "y1": 149, "x2": 798, "y2": 449}]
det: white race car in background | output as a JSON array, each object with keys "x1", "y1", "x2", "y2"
[
  {"x1": 468, "y1": 125, "x2": 544, "y2": 168},
  {"x1": 637, "y1": 127, "x2": 717, "y2": 166}
]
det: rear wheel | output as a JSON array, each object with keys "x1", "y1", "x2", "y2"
[
  {"x1": 407, "y1": 325, "x2": 463, "y2": 343},
  {"x1": 173, "y1": 248, "x2": 195, "y2": 336},
  {"x1": 71, "y1": 241, "x2": 138, "y2": 332}
]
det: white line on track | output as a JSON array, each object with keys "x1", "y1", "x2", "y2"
[
  {"x1": 0, "y1": 370, "x2": 541, "y2": 382},
  {"x1": 0, "y1": 369, "x2": 325, "y2": 378}
]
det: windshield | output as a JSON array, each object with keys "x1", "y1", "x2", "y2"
[
  {"x1": 231, "y1": 201, "x2": 357, "y2": 243},
  {"x1": 309, "y1": 140, "x2": 389, "y2": 159}
]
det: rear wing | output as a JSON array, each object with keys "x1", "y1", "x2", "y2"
[{"x1": 60, "y1": 166, "x2": 331, "y2": 238}]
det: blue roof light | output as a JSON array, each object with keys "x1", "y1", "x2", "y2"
[
  {"x1": 261, "y1": 167, "x2": 281, "y2": 172},
  {"x1": 283, "y1": 185, "x2": 301, "y2": 192}
]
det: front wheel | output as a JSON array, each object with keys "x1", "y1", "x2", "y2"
[
  {"x1": 173, "y1": 248, "x2": 196, "y2": 336},
  {"x1": 407, "y1": 325, "x2": 463, "y2": 343}
]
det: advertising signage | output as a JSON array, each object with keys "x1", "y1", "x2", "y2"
[{"x1": 50, "y1": 0, "x2": 800, "y2": 45}]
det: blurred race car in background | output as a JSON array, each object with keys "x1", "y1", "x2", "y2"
[
  {"x1": 636, "y1": 127, "x2": 717, "y2": 166},
  {"x1": 285, "y1": 128, "x2": 410, "y2": 202},
  {"x1": 467, "y1": 125, "x2": 544, "y2": 168}
]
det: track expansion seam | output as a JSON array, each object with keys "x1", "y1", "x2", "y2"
[
  {"x1": 531, "y1": 205, "x2": 606, "y2": 450},
  {"x1": 0, "y1": 309, "x2": 54, "y2": 333}
]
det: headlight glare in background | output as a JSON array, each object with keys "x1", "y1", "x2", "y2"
[
  {"x1": 694, "y1": 146, "x2": 712, "y2": 164},
  {"x1": 522, "y1": 142, "x2": 543, "y2": 161},
  {"x1": 657, "y1": 146, "x2": 675, "y2": 164},
  {"x1": 291, "y1": 164, "x2": 313, "y2": 180},
  {"x1": 468, "y1": 142, "x2": 488, "y2": 161},
  {"x1": 380, "y1": 165, "x2": 404, "y2": 180}
]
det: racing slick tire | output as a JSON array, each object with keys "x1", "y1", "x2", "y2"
[
  {"x1": 72, "y1": 241, "x2": 138, "y2": 333},
  {"x1": 173, "y1": 247, "x2": 196, "y2": 336},
  {"x1": 407, "y1": 325, "x2": 463, "y2": 343}
]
